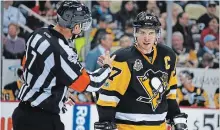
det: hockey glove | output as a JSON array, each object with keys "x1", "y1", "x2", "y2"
[
  {"x1": 173, "y1": 113, "x2": 188, "y2": 130},
  {"x1": 61, "y1": 104, "x2": 67, "y2": 114},
  {"x1": 94, "y1": 121, "x2": 117, "y2": 130}
]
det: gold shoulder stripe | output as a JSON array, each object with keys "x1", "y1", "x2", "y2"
[
  {"x1": 168, "y1": 70, "x2": 177, "y2": 90},
  {"x1": 102, "y1": 61, "x2": 131, "y2": 96}
]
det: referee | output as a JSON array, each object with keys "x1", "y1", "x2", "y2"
[{"x1": 12, "y1": 1, "x2": 115, "y2": 130}]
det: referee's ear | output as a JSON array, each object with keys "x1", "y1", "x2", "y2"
[{"x1": 72, "y1": 24, "x2": 81, "y2": 35}]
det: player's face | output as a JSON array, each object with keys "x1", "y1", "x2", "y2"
[
  {"x1": 178, "y1": 73, "x2": 185, "y2": 84},
  {"x1": 179, "y1": 73, "x2": 192, "y2": 85},
  {"x1": 136, "y1": 28, "x2": 156, "y2": 53}
]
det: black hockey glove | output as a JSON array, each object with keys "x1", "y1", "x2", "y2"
[
  {"x1": 173, "y1": 113, "x2": 188, "y2": 130},
  {"x1": 61, "y1": 104, "x2": 67, "y2": 114},
  {"x1": 94, "y1": 121, "x2": 117, "y2": 130}
]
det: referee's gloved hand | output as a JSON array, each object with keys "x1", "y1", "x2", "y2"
[
  {"x1": 97, "y1": 51, "x2": 116, "y2": 69},
  {"x1": 65, "y1": 90, "x2": 76, "y2": 106},
  {"x1": 62, "y1": 98, "x2": 75, "y2": 113},
  {"x1": 61, "y1": 104, "x2": 67, "y2": 113},
  {"x1": 65, "y1": 97, "x2": 75, "y2": 106}
]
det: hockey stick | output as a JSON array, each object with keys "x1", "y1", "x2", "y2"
[{"x1": 200, "y1": 66, "x2": 209, "y2": 90}]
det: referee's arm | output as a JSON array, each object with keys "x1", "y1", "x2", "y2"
[{"x1": 59, "y1": 40, "x2": 111, "y2": 92}]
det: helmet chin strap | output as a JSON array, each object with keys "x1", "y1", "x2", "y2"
[
  {"x1": 69, "y1": 27, "x2": 81, "y2": 46},
  {"x1": 67, "y1": 23, "x2": 84, "y2": 48},
  {"x1": 66, "y1": 29, "x2": 78, "y2": 48},
  {"x1": 70, "y1": 23, "x2": 82, "y2": 41},
  {"x1": 67, "y1": 38, "x2": 74, "y2": 48}
]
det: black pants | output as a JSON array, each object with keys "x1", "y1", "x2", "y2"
[{"x1": 12, "y1": 102, "x2": 64, "y2": 130}]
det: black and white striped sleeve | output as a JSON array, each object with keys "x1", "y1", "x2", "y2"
[{"x1": 57, "y1": 39, "x2": 111, "y2": 92}]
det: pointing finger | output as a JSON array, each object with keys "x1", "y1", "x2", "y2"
[{"x1": 110, "y1": 54, "x2": 116, "y2": 61}]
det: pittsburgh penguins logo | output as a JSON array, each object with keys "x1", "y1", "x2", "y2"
[{"x1": 137, "y1": 69, "x2": 168, "y2": 111}]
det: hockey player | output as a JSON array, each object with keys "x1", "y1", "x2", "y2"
[
  {"x1": 94, "y1": 12, "x2": 188, "y2": 130},
  {"x1": 177, "y1": 70, "x2": 209, "y2": 107}
]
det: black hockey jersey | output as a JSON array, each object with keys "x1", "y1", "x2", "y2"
[
  {"x1": 97, "y1": 44, "x2": 180, "y2": 130},
  {"x1": 177, "y1": 85, "x2": 209, "y2": 107}
]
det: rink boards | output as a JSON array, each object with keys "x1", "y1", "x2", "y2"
[{"x1": 1, "y1": 102, "x2": 220, "y2": 130}]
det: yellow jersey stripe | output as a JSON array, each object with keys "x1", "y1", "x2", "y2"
[
  {"x1": 115, "y1": 112, "x2": 167, "y2": 122},
  {"x1": 166, "y1": 94, "x2": 176, "y2": 100},
  {"x1": 117, "y1": 122, "x2": 166, "y2": 130},
  {"x1": 168, "y1": 70, "x2": 177, "y2": 89}
]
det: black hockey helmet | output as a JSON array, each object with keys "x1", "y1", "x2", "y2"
[
  {"x1": 133, "y1": 12, "x2": 161, "y2": 31},
  {"x1": 57, "y1": 1, "x2": 92, "y2": 31}
]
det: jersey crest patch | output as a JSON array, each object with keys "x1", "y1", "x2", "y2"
[
  {"x1": 137, "y1": 69, "x2": 168, "y2": 111},
  {"x1": 133, "y1": 59, "x2": 143, "y2": 71},
  {"x1": 68, "y1": 52, "x2": 78, "y2": 64}
]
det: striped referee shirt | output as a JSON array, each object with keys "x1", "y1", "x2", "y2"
[{"x1": 18, "y1": 25, "x2": 111, "y2": 114}]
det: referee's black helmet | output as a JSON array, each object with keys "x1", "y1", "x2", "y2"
[{"x1": 57, "y1": 1, "x2": 92, "y2": 31}]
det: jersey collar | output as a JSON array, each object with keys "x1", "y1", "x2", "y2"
[
  {"x1": 135, "y1": 45, "x2": 157, "y2": 65},
  {"x1": 48, "y1": 25, "x2": 68, "y2": 45}
]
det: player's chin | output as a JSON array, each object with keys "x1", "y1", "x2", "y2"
[{"x1": 143, "y1": 43, "x2": 153, "y2": 49}]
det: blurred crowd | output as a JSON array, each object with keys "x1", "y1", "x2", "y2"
[{"x1": 1, "y1": 0, "x2": 219, "y2": 108}]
